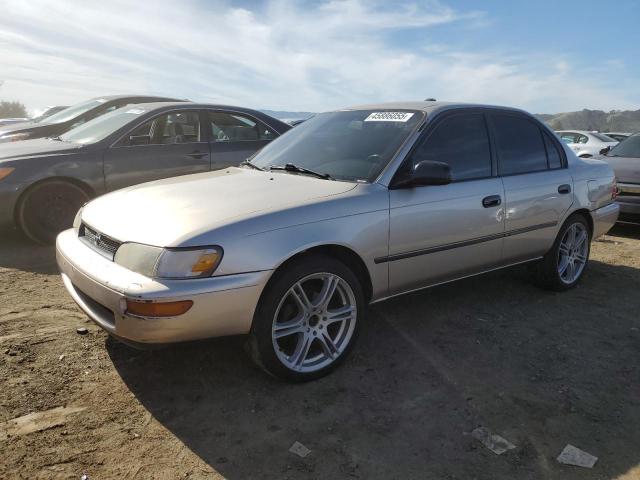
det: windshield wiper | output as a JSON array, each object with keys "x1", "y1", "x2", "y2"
[
  {"x1": 270, "y1": 163, "x2": 332, "y2": 180},
  {"x1": 240, "y1": 160, "x2": 265, "y2": 171}
]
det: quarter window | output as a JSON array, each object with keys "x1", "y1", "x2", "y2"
[
  {"x1": 492, "y1": 114, "x2": 548, "y2": 175},
  {"x1": 412, "y1": 113, "x2": 492, "y2": 181},
  {"x1": 208, "y1": 111, "x2": 275, "y2": 142},
  {"x1": 543, "y1": 133, "x2": 563, "y2": 169}
]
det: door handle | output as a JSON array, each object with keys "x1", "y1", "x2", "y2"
[
  {"x1": 187, "y1": 151, "x2": 207, "y2": 159},
  {"x1": 482, "y1": 195, "x2": 502, "y2": 208},
  {"x1": 558, "y1": 184, "x2": 571, "y2": 194}
]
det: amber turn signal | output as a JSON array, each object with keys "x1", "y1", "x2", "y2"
[
  {"x1": 126, "y1": 299, "x2": 193, "y2": 317},
  {"x1": 0, "y1": 167, "x2": 15, "y2": 181}
]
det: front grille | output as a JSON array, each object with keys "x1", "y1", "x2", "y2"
[{"x1": 79, "y1": 223, "x2": 122, "y2": 259}]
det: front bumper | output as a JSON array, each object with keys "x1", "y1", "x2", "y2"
[
  {"x1": 56, "y1": 229, "x2": 271, "y2": 345},
  {"x1": 591, "y1": 202, "x2": 619, "y2": 239}
]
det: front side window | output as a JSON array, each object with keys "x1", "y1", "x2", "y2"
[
  {"x1": 250, "y1": 109, "x2": 423, "y2": 182},
  {"x1": 118, "y1": 111, "x2": 201, "y2": 146},
  {"x1": 493, "y1": 114, "x2": 548, "y2": 175},
  {"x1": 209, "y1": 111, "x2": 275, "y2": 142},
  {"x1": 411, "y1": 113, "x2": 491, "y2": 181}
]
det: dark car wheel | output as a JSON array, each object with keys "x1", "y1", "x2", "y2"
[
  {"x1": 533, "y1": 213, "x2": 591, "y2": 291},
  {"x1": 17, "y1": 180, "x2": 89, "y2": 244},
  {"x1": 247, "y1": 254, "x2": 364, "y2": 382}
]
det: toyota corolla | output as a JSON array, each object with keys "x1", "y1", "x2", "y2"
[{"x1": 56, "y1": 101, "x2": 619, "y2": 381}]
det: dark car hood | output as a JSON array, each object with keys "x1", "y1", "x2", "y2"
[
  {"x1": 0, "y1": 121, "x2": 42, "y2": 137},
  {"x1": 595, "y1": 154, "x2": 640, "y2": 184},
  {"x1": 0, "y1": 138, "x2": 83, "y2": 161}
]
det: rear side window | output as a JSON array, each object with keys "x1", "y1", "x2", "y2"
[
  {"x1": 412, "y1": 113, "x2": 492, "y2": 181},
  {"x1": 543, "y1": 133, "x2": 563, "y2": 169},
  {"x1": 492, "y1": 114, "x2": 548, "y2": 175},
  {"x1": 208, "y1": 111, "x2": 275, "y2": 142}
]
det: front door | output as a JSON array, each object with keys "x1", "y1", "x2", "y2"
[
  {"x1": 387, "y1": 111, "x2": 505, "y2": 296},
  {"x1": 104, "y1": 109, "x2": 210, "y2": 191},
  {"x1": 489, "y1": 112, "x2": 573, "y2": 263}
]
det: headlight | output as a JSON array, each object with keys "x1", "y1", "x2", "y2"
[
  {"x1": 72, "y1": 207, "x2": 84, "y2": 231},
  {"x1": 114, "y1": 244, "x2": 223, "y2": 279},
  {"x1": 0, "y1": 133, "x2": 30, "y2": 143}
]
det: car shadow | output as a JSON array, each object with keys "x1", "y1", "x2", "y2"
[
  {"x1": 0, "y1": 227, "x2": 58, "y2": 274},
  {"x1": 108, "y1": 260, "x2": 640, "y2": 479},
  {"x1": 608, "y1": 222, "x2": 640, "y2": 240}
]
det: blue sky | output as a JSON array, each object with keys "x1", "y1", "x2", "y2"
[{"x1": 1, "y1": 0, "x2": 638, "y2": 114}]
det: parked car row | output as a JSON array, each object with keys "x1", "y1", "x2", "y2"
[
  {"x1": 45, "y1": 99, "x2": 620, "y2": 381},
  {"x1": 0, "y1": 99, "x2": 290, "y2": 243},
  {"x1": 0, "y1": 94, "x2": 629, "y2": 380}
]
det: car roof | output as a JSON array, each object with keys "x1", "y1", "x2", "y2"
[
  {"x1": 120, "y1": 102, "x2": 287, "y2": 115},
  {"x1": 91, "y1": 94, "x2": 183, "y2": 102},
  {"x1": 336, "y1": 100, "x2": 531, "y2": 116}
]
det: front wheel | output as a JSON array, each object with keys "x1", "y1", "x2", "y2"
[
  {"x1": 533, "y1": 214, "x2": 591, "y2": 291},
  {"x1": 17, "y1": 180, "x2": 89, "y2": 244},
  {"x1": 247, "y1": 254, "x2": 364, "y2": 382}
]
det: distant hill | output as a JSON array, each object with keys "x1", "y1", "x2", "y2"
[{"x1": 536, "y1": 109, "x2": 640, "y2": 133}]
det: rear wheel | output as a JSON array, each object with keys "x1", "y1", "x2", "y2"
[
  {"x1": 247, "y1": 254, "x2": 364, "y2": 382},
  {"x1": 533, "y1": 213, "x2": 591, "y2": 291},
  {"x1": 17, "y1": 180, "x2": 89, "y2": 244}
]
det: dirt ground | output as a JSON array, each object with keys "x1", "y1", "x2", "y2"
[{"x1": 1, "y1": 223, "x2": 640, "y2": 480}]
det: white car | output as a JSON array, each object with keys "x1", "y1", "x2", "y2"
[{"x1": 556, "y1": 130, "x2": 618, "y2": 158}]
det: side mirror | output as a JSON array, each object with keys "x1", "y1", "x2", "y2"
[
  {"x1": 599, "y1": 146, "x2": 611, "y2": 155},
  {"x1": 392, "y1": 160, "x2": 452, "y2": 189},
  {"x1": 129, "y1": 135, "x2": 150, "y2": 146}
]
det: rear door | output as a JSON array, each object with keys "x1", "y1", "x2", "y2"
[
  {"x1": 205, "y1": 110, "x2": 278, "y2": 169},
  {"x1": 104, "y1": 109, "x2": 210, "y2": 191},
  {"x1": 489, "y1": 112, "x2": 573, "y2": 263},
  {"x1": 387, "y1": 110, "x2": 505, "y2": 295}
]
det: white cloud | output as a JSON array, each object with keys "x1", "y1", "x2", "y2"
[{"x1": 0, "y1": 0, "x2": 637, "y2": 114}]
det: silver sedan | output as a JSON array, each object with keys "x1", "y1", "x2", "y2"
[{"x1": 57, "y1": 102, "x2": 619, "y2": 381}]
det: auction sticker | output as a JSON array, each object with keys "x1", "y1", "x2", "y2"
[{"x1": 364, "y1": 112, "x2": 414, "y2": 122}]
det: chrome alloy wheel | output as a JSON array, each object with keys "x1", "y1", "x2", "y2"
[
  {"x1": 557, "y1": 222, "x2": 589, "y2": 284},
  {"x1": 271, "y1": 272, "x2": 357, "y2": 373}
]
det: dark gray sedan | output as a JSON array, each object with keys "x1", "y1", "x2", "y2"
[{"x1": 0, "y1": 102, "x2": 290, "y2": 243}]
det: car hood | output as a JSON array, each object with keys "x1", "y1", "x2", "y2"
[
  {"x1": 596, "y1": 154, "x2": 640, "y2": 184},
  {"x1": 0, "y1": 138, "x2": 82, "y2": 161},
  {"x1": 82, "y1": 167, "x2": 358, "y2": 247}
]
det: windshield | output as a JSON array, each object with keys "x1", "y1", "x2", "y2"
[
  {"x1": 60, "y1": 106, "x2": 148, "y2": 144},
  {"x1": 591, "y1": 132, "x2": 617, "y2": 142},
  {"x1": 32, "y1": 106, "x2": 68, "y2": 123},
  {"x1": 250, "y1": 109, "x2": 423, "y2": 182},
  {"x1": 42, "y1": 98, "x2": 107, "y2": 124},
  {"x1": 608, "y1": 135, "x2": 640, "y2": 158}
]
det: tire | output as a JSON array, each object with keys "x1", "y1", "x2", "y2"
[
  {"x1": 533, "y1": 213, "x2": 591, "y2": 291},
  {"x1": 247, "y1": 254, "x2": 365, "y2": 382},
  {"x1": 17, "y1": 180, "x2": 89, "y2": 244}
]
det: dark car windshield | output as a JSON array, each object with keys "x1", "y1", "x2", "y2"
[
  {"x1": 591, "y1": 132, "x2": 617, "y2": 142},
  {"x1": 42, "y1": 98, "x2": 107, "y2": 124},
  {"x1": 250, "y1": 109, "x2": 423, "y2": 182},
  {"x1": 60, "y1": 106, "x2": 149, "y2": 144},
  {"x1": 608, "y1": 135, "x2": 640, "y2": 158}
]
